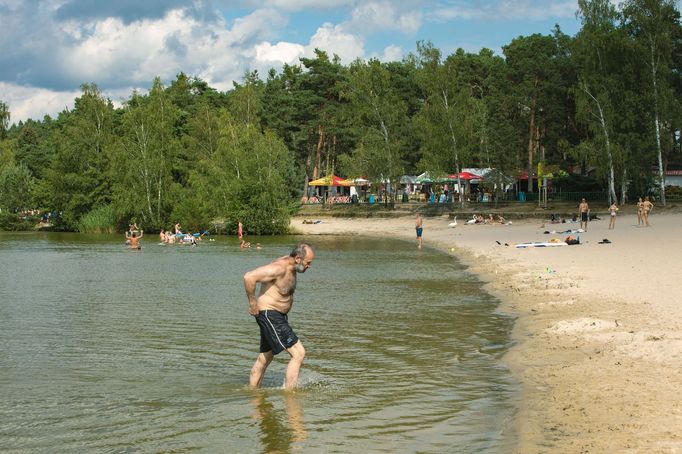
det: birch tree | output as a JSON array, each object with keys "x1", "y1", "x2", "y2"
[
  {"x1": 341, "y1": 58, "x2": 409, "y2": 202},
  {"x1": 48, "y1": 83, "x2": 115, "y2": 228},
  {"x1": 414, "y1": 43, "x2": 480, "y2": 205},
  {"x1": 622, "y1": 0, "x2": 680, "y2": 205},
  {"x1": 574, "y1": 0, "x2": 626, "y2": 204},
  {"x1": 115, "y1": 78, "x2": 180, "y2": 228},
  {"x1": 188, "y1": 111, "x2": 294, "y2": 234},
  {"x1": 0, "y1": 101, "x2": 9, "y2": 140}
]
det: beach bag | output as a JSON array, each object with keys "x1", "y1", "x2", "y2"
[{"x1": 565, "y1": 235, "x2": 580, "y2": 245}]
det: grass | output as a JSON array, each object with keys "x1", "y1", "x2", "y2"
[{"x1": 78, "y1": 205, "x2": 117, "y2": 233}]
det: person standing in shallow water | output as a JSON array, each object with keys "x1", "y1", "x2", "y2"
[
  {"x1": 244, "y1": 243, "x2": 314, "y2": 390},
  {"x1": 415, "y1": 213, "x2": 423, "y2": 249},
  {"x1": 126, "y1": 230, "x2": 143, "y2": 250}
]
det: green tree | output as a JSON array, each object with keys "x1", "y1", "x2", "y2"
[
  {"x1": 297, "y1": 50, "x2": 350, "y2": 195},
  {"x1": 341, "y1": 58, "x2": 410, "y2": 202},
  {"x1": 574, "y1": 0, "x2": 632, "y2": 204},
  {"x1": 47, "y1": 83, "x2": 116, "y2": 229},
  {"x1": 415, "y1": 43, "x2": 484, "y2": 204},
  {"x1": 112, "y1": 78, "x2": 182, "y2": 229},
  {"x1": 0, "y1": 101, "x2": 10, "y2": 140},
  {"x1": 228, "y1": 70, "x2": 265, "y2": 129},
  {"x1": 503, "y1": 33, "x2": 569, "y2": 192},
  {"x1": 622, "y1": 0, "x2": 681, "y2": 205},
  {"x1": 188, "y1": 111, "x2": 295, "y2": 234},
  {"x1": 0, "y1": 162, "x2": 34, "y2": 212}
]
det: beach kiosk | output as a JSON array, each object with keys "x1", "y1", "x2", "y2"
[{"x1": 308, "y1": 174, "x2": 351, "y2": 204}]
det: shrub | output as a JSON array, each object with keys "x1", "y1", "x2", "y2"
[{"x1": 78, "y1": 205, "x2": 117, "y2": 233}]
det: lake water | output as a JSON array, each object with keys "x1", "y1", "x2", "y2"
[{"x1": 0, "y1": 232, "x2": 518, "y2": 453}]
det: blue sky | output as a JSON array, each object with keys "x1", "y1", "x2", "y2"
[{"x1": 0, "y1": 0, "x2": 643, "y2": 123}]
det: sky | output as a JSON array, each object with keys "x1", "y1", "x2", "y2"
[{"x1": 0, "y1": 0, "x2": 641, "y2": 124}]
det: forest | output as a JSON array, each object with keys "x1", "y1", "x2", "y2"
[{"x1": 0, "y1": 0, "x2": 680, "y2": 234}]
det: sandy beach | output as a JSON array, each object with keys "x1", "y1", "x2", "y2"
[{"x1": 291, "y1": 210, "x2": 682, "y2": 453}]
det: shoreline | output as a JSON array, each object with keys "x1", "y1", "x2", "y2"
[{"x1": 290, "y1": 212, "x2": 682, "y2": 452}]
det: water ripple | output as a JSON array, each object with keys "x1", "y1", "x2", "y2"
[{"x1": 0, "y1": 233, "x2": 517, "y2": 453}]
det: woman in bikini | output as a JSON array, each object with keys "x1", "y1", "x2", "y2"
[
  {"x1": 608, "y1": 201, "x2": 618, "y2": 229},
  {"x1": 642, "y1": 196, "x2": 654, "y2": 227},
  {"x1": 636, "y1": 197, "x2": 644, "y2": 226}
]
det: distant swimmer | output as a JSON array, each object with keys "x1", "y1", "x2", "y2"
[
  {"x1": 243, "y1": 243, "x2": 314, "y2": 390},
  {"x1": 126, "y1": 230, "x2": 144, "y2": 250}
]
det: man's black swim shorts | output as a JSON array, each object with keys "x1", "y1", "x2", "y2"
[{"x1": 255, "y1": 310, "x2": 299, "y2": 355}]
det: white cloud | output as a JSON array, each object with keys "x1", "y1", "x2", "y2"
[
  {"x1": 261, "y1": 0, "x2": 355, "y2": 11},
  {"x1": 0, "y1": 82, "x2": 80, "y2": 123},
  {"x1": 225, "y1": 8, "x2": 287, "y2": 44},
  {"x1": 306, "y1": 22, "x2": 365, "y2": 63},
  {"x1": 379, "y1": 44, "x2": 404, "y2": 62},
  {"x1": 2, "y1": 0, "x2": 589, "y2": 124},
  {"x1": 347, "y1": 1, "x2": 421, "y2": 34},
  {"x1": 255, "y1": 41, "x2": 305, "y2": 64},
  {"x1": 55, "y1": 8, "x2": 289, "y2": 89}
]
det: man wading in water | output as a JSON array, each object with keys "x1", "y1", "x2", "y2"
[{"x1": 244, "y1": 243, "x2": 314, "y2": 390}]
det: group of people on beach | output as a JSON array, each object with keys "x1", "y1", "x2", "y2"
[
  {"x1": 636, "y1": 196, "x2": 654, "y2": 227},
  {"x1": 582, "y1": 196, "x2": 654, "y2": 231},
  {"x1": 244, "y1": 192, "x2": 662, "y2": 393},
  {"x1": 467, "y1": 213, "x2": 507, "y2": 225}
]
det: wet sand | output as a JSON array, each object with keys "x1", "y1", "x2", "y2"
[{"x1": 291, "y1": 211, "x2": 682, "y2": 453}]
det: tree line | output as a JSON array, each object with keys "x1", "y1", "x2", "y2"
[{"x1": 0, "y1": 0, "x2": 680, "y2": 233}]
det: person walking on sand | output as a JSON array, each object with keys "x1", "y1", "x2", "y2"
[
  {"x1": 579, "y1": 198, "x2": 589, "y2": 231},
  {"x1": 244, "y1": 243, "x2": 314, "y2": 390},
  {"x1": 415, "y1": 213, "x2": 423, "y2": 249},
  {"x1": 608, "y1": 201, "x2": 618, "y2": 229},
  {"x1": 642, "y1": 196, "x2": 654, "y2": 226},
  {"x1": 636, "y1": 197, "x2": 644, "y2": 226}
]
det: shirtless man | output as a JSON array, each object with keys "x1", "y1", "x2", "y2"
[
  {"x1": 125, "y1": 230, "x2": 143, "y2": 250},
  {"x1": 244, "y1": 243, "x2": 314, "y2": 390},
  {"x1": 579, "y1": 198, "x2": 589, "y2": 231},
  {"x1": 415, "y1": 214, "x2": 423, "y2": 249}
]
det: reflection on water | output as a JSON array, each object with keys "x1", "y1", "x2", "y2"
[
  {"x1": 0, "y1": 232, "x2": 517, "y2": 453},
  {"x1": 252, "y1": 391, "x2": 307, "y2": 454}
]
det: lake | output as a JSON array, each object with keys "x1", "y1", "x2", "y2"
[{"x1": 0, "y1": 232, "x2": 517, "y2": 453}]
